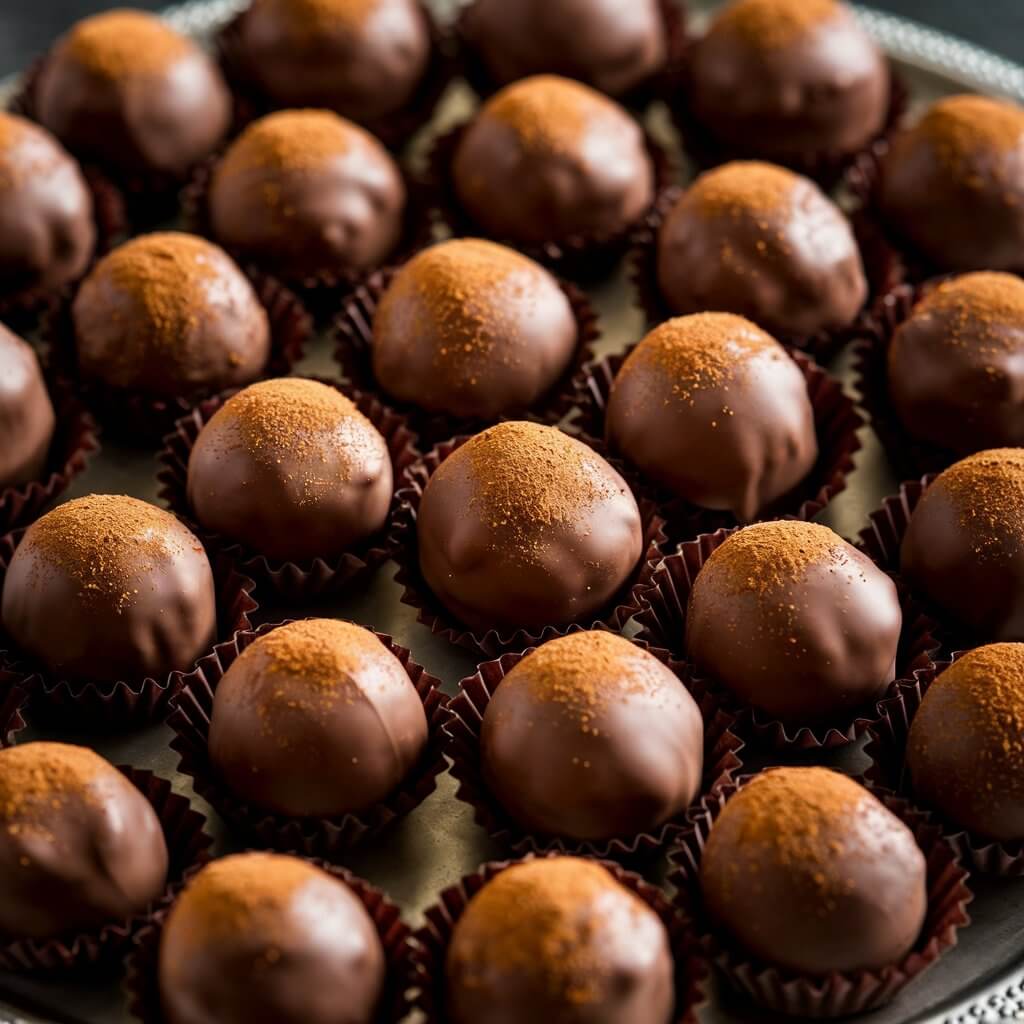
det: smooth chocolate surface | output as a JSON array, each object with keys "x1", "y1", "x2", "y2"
[{"x1": 0, "y1": 323, "x2": 56, "y2": 490}]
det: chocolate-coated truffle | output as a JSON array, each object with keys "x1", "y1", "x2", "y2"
[
  {"x1": 209, "y1": 109, "x2": 406, "y2": 281},
  {"x1": 0, "y1": 742, "x2": 168, "y2": 940},
  {"x1": 209, "y1": 619, "x2": 428, "y2": 817},
  {"x1": 879, "y1": 95, "x2": 1024, "y2": 272},
  {"x1": 372, "y1": 239, "x2": 578, "y2": 419},
  {"x1": 72, "y1": 232, "x2": 271, "y2": 400},
  {"x1": 159, "y1": 853, "x2": 385, "y2": 1024},
  {"x1": 606, "y1": 313, "x2": 818, "y2": 521},
  {"x1": 888, "y1": 273, "x2": 1024, "y2": 454},
  {"x1": 416, "y1": 421, "x2": 644, "y2": 633},
  {"x1": 0, "y1": 323, "x2": 56, "y2": 489},
  {"x1": 687, "y1": 521, "x2": 902, "y2": 722},
  {"x1": 901, "y1": 449, "x2": 1024, "y2": 641},
  {"x1": 187, "y1": 378, "x2": 393, "y2": 563},
  {"x1": 656, "y1": 162, "x2": 868, "y2": 338},
  {"x1": 1, "y1": 494, "x2": 217, "y2": 683},
  {"x1": 446, "y1": 857, "x2": 674, "y2": 1024},
  {"x1": 481, "y1": 631, "x2": 703, "y2": 841},
  {"x1": 452, "y1": 75, "x2": 654, "y2": 246},
  {"x1": 688, "y1": 0, "x2": 890, "y2": 161},
  {"x1": 0, "y1": 112, "x2": 95, "y2": 297},
  {"x1": 35, "y1": 9, "x2": 231, "y2": 179},
  {"x1": 700, "y1": 767, "x2": 927, "y2": 974},
  {"x1": 460, "y1": 0, "x2": 666, "y2": 97}
]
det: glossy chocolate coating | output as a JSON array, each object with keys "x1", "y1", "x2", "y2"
[
  {"x1": 446, "y1": 857, "x2": 674, "y2": 1024},
  {"x1": 187, "y1": 378, "x2": 393, "y2": 563},
  {"x1": 460, "y1": 0, "x2": 666, "y2": 98},
  {"x1": 0, "y1": 113, "x2": 95, "y2": 297},
  {"x1": 452, "y1": 75, "x2": 654, "y2": 245},
  {"x1": 1, "y1": 494, "x2": 218, "y2": 684},
  {"x1": 36, "y1": 10, "x2": 231, "y2": 178},
  {"x1": 209, "y1": 619, "x2": 428, "y2": 817},
  {"x1": 236, "y1": 0, "x2": 431, "y2": 121},
  {"x1": 0, "y1": 742, "x2": 168, "y2": 940},
  {"x1": 901, "y1": 449, "x2": 1024, "y2": 641},
  {"x1": 0, "y1": 324, "x2": 56, "y2": 490},
  {"x1": 372, "y1": 239, "x2": 578, "y2": 419},
  {"x1": 416, "y1": 422, "x2": 644, "y2": 633},
  {"x1": 657, "y1": 161, "x2": 867, "y2": 338},
  {"x1": 689, "y1": 0, "x2": 890, "y2": 160},
  {"x1": 879, "y1": 95, "x2": 1024, "y2": 272},
  {"x1": 159, "y1": 853, "x2": 385, "y2": 1024},
  {"x1": 72, "y1": 232, "x2": 271, "y2": 400},
  {"x1": 687, "y1": 521, "x2": 902, "y2": 723},
  {"x1": 481, "y1": 631, "x2": 703, "y2": 841},
  {"x1": 209, "y1": 110, "x2": 406, "y2": 281},
  {"x1": 701, "y1": 767, "x2": 927, "y2": 974},
  {"x1": 606, "y1": 314, "x2": 818, "y2": 521}
]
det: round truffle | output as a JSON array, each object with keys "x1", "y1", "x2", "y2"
[
  {"x1": 0, "y1": 323, "x2": 56, "y2": 490},
  {"x1": 209, "y1": 619, "x2": 428, "y2": 817},
  {"x1": 209, "y1": 109, "x2": 406, "y2": 281},
  {"x1": 879, "y1": 95, "x2": 1024, "y2": 272},
  {"x1": 688, "y1": 0, "x2": 890, "y2": 162},
  {"x1": 446, "y1": 857, "x2": 674, "y2": 1024},
  {"x1": 235, "y1": 0, "x2": 431, "y2": 122},
  {"x1": 0, "y1": 112, "x2": 95, "y2": 297},
  {"x1": 1, "y1": 494, "x2": 218, "y2": 683},
  {"x1": 372, "y1": 239, "x2": 579, "y2": 419},
  {"x1": 416, "y1": 421, "x2": 644, "y2": 633},
  {"x1": 72, "y1": 232, "x2": 271, "y2": 400},
  {"x1": 907, "y1": 644, "x2": 1024, "y2": 841},
  {"x1": 686, "y1": 521, "x2": 902, "y2": 723},
  {"x1": 606, "y1": 314, "x2": 818, "y2": 521},
  {"x1": 700, "y1": 767, "x2": 927, "y2": 975},
  {"x1": 460, "y1": 0, "x2": 667, "y2": 98},
  {"x1": 187, "y1": 378, "x2": 393, "y2": 564},
  {"x1": 656, "y1": 161, "x2": 868, "y2": 338},
  {"x1": 901, "y1": 448, "x2": 1024, "y2": 641},
  {"x1": 452, "y1": 75, "x2": 654, "y2": 246},
  {"x1": 0, "y1": 742, "x2": 168, "y2": 940},
  {"x1": 159, "y1": 853, "x2": 385, "y2": 1024},
  {"x1": 35, "y1": 9, "x2": 231, "y2": 178},
  {"x1": 481, "y1": 631, "x2": 703, "y2": 841}
]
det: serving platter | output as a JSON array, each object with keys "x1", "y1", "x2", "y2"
[{"x1": 1, "y1": 1, "x2": 1024, "y2": 1022}]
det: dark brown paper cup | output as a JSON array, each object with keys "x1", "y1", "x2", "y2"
[{"x1": 0, "y1": 674, "x2": 29, "y2": 748}]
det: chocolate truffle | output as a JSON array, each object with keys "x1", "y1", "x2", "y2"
[
  {"x1": 656, "y1": 162, "x2": 868, "y2": 338},
  {"x1": 35, "y1": 9, "x2": 231, "y2": 179},
  {"x1": 0, "y1": 742, "x2": 168, "y2": 940},
  {"x1": 686, "y1": 521, "x2": 902, "y2": 723},
  {"x1": 72, "y1": 232, "x2": 271, "y2": 400},
  {"x1": 908, "y1": 644, "x2": 1024, "y2": 841},
  {"x1": 901, "y1": 449, "x2": 1024, "y2": 641},
  {"x1": 452, "y1": 75, "x2": 654, "y2": 246},
  {"x1": 372, "y1": 239, "x2": 578, "y2": 419},
  {"x1": 688, "y1": 0, "x2": 890, "y2": 162},
  {"x1": 879, "y1": 95, "x2": 1024, "y2": 273},
  {"x1": 159, "y1": 853, "x2": 385, "y2": 1024},
  {"x1": 606, "y1": 314, "x2": 818, "y2": 521},
  {"x1": 446, "y1": 857, "x2": 674, "y2": 1024},
  {"x1": 188, "y1": 378, "x2": 393, "y2": 563},
  {"x1": 234, "y1": 0, "x2": 431, "y2": 122},
  {"x1": 0, "y1": 112, "x2": 95, "y2": 297},
  {"x1": 0, "y1": 323, "x2": 56, "y2": 489},
  {"x1": 1, "y1": 494, "x2": 217, "y2": 683},
  {"x1": 209, "y1": 619, "x2": 428, "y2": 817},
  {"x1": 481, "y1": 631, "x2": 703, "y2": 841},
  {"x1": 209, "y1": 109, "x2": 406, "y2": 281},
  {"x1": 700, "y1": 767, "x2": 927, "y2": 974},
  {"x1": 416, "y1": 422, "x2": 644, "y2": 633},
  {"x1": 460, "y1": 0, "x2": 666, "y2": 98}
]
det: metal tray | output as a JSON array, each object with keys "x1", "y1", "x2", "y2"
[{"x1": 2, "y1": 2, "x2": 1024, "y2": 1022}]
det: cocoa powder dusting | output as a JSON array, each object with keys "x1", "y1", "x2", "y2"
[
  {"x1": 263, "y1": 0, "x2": 376, "y2": 37},
  {"x1": 919, "y1": 95, "x2": 1024, "y2": 182},
  {"x1": 64, "y1": 9, "x2": 193, "y2": 78},
  {"x1": 689, "y1": 161, "x2": 797, "y2": 219},
  {"x1": 714, "y1": 0, "x2": 841, "y2": 48},
  {"x1": 0, "y1": 742, "x2": 107, "y2": 831}
]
